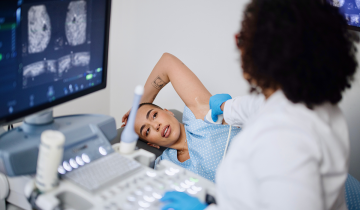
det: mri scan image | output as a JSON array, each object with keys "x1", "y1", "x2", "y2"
[
  {"x1": 350, "y1": 14, "x2": 360, "y2": 24},
  {"x1": 355, "y1": 0, "x2": 360, "y2": 10},
  {"x1": 329, "y1": 0, "x2": 345, "y2": 7},
  {"x1": 58, "y1": 55, "x2": 72, "y2": 73},
  {"x1": 72, "y1": 52, "x2": 90, "y2": 67},
  {"x1": 23, "y1": 61, "x2": 46, "y2": 78},
  {"x1": 28, "y1": 5, "x2": 51, "y2": 54},
  {"x1": 65, "y1": 1, "x2": 87, "y2": 46},
  {"x1": 47, "y1": 60, "x2": 57, "y2": 73}
]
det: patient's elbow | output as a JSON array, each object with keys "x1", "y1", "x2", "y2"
[{"x1": 161, "y1": 52, "x2": 174, "y2": 59}]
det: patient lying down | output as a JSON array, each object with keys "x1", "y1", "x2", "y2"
[{"x1": 122, "y1": 53, "x2": 240, "y2": 182}]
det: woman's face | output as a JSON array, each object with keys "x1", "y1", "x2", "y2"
[{"x1": 134, "y1": 105, "x2": 182, "y2": 148}]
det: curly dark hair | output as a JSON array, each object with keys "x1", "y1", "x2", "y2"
[{"x1": 238, "y1": 0, "x2": 358, "y2": 108}]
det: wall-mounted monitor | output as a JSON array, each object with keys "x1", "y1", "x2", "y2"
[
  {"x1": 328, "y1": 0, "x2": 360, "y2": 31},
  {"x1": 0, "y1": 0, "x2": 111, "y2": 126}
]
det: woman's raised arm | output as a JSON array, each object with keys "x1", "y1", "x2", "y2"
[
  {"x1": 122, "y1": 53, "x2": 211, "y2": 125},
  {"x1": 142, "y1": 53, "x2": 211, "y2": 116}
]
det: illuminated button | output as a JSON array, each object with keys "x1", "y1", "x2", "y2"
[
  {"x1": 189, "y1": 177, "x2": 199, "y2": 183},
  {"x1": 76, "y1": 156, "x2": 84, "y2": 166},
  {"x1": 138, "y1": 201, "x2": 150, "y2": 208},
  {"x1": 143, "y1": 195, "x2": 155, "y2": 202},
  {"x1": 99, "y1": 147, "x2": 107, "y2": 156},
  {"x1": 127, "y1": 196, "x2": 136, "y2": 202},
  {"x1": 185, "y1": 180, "x2": 195, "y2": 186},
  {"x1": 187, "y1": 188, "x2": 197, "y2": 195},
  {"x1": 170, "y1": 167, "x2": 180, "y2": 173},
  {"x1": 69, "y1": 158, "x2": 78, "y2": 168},
  {"x1": 191, "y1": 185, "x2": 202, "y2": 192},
  {"x1": 58, "y1": 166, "x2": 66, "y2": 174},
  {"x1": 146, "y1": 171, "x2": 157, "y2": 177},
  {"x1": 171, "y1": 185, "x2": 185, "y2": 192},
  {"x1": 165, "y1": 169, "x2": 175, "y2": 176},
  {"x1": 63, "y1": 161, "x2": 72, "y2": 172},
  {"x1": 152, "y1": 192, "x2": 162, "y2": 199},
  {"x1": 175, "y1": 186, "x2": 186, "y2": 192},
  {"x1": 82, "y1": 154, "x2": 90, "y2": 163}
]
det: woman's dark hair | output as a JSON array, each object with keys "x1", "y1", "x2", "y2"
[
  {"x1": 139, "y1": 103, "x2": 163, "y2": 110},
  {"x1": 238, "y1": 0, "x2": 358, "y2": 108}
]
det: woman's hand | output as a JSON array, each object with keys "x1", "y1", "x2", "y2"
[
  {"x1": 121, "y1": 109, "x2": 131, "y2": 127},
  {"x1": 209, "y1": 94, "x2": 232, "y2": 121},
  {"x1": 160, "y1": 191, "x2": 207, "y2": 210}
]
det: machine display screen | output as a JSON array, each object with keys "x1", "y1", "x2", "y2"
[
  {"x1": 0, "y1": 0, "x2": 109, "y2": 123},
  {"x1": 328, "y1": 0, "x2": 360, "y2": 28}
]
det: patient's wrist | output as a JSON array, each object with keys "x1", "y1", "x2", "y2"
[{"x1": 220, "y1": 102, "x2": 226, "y2": 111}]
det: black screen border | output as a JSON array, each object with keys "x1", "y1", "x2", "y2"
[
  {"x1": 348, "y1": 25, "x2": 360, "y2": 32},
  {"x1": 0, "y1": 0, "x2": 112, "y2": 126}
]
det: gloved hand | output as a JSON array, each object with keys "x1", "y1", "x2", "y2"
[
  {"x1": 209, "y1": 94, "x2": 232, "y2": 122},
  {"x1": 160, "y1": 191, "x2": 208, "y2": 210}
]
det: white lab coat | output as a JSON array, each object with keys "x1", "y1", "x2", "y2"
[{"x1": 206, "y1": 90, "x2": 349, "y2": 210}]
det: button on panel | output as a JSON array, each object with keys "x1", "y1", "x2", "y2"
[
  {"x1": 76, "y1": 156, "x2": 84, "y2": 165},
  {"x1": 69, "y1": 158, "x2": 78, "y2": 168},
  {"x1": 63, "y1": 161, "x2": 72, "y2": 171},
  {"x1": 58, "y1": 166, "x2": 66, "y2": 174},
  {"x1": 99, "y1": 146, "x2": 107, "y2": 156},
  {"x1": 82, "y1": 153, "x2": 90, "y2": 163}
]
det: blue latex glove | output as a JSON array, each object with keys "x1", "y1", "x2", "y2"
[
  {"x1": 160, "y1": 191, "x2": 207, "y2": 210},
  {"x1": 209, "y1": 94, "x2": 232, "y2": 122}
]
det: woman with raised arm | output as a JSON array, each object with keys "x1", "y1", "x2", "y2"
[{"x1": 121, "y1": 53, "x2": 250, "y2": 182}]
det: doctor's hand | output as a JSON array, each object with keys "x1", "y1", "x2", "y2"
[
  {"x1": 121, "y1": 109, "x2": 131, "y2": 127},
  {"x1": 160, "y1": 191, "x2": 207, "y2": 210},
  {"x1": 209, "y1": 94, "x2": 232, "y2": 122}
]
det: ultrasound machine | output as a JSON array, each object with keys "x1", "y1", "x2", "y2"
[{"x1": 0, "y1": 1, "x2": 216, "y2": 210}]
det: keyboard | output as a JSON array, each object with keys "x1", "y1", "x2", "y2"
[{"x1": 63, "y1": 152, "x2": 141, "y2": 192}]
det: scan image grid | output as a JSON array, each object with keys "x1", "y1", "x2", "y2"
[
  {"x1": 23, "y1": 52, "x2": 91, "y2": 78},
  {"x1": 24, "y1": 0, "x2": 90, "y2": 88},
  {"x1": 28, "y1": 1, "x2": 87, "y2": 54}
]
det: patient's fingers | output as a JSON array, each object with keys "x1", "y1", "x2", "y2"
[
  {"x1": 121, "y1": 114, "x2": 128, "y2": 122},
  {"x1": 121, "y1": 119, "x2": 127, "y2": 127},
  {"x1": 122, "y1": 109, "x2": 131, "y2": 122},
  {"x1": 121, "y1": 119, "x2": 127, "y2": 128}
]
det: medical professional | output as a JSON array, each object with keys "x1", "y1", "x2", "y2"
[{"x1": 160, "y1": 0, "x2": 358, "y2": 209}]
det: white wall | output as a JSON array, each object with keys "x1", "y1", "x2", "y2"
[
  {"x1": 108, "y1": 0, "x2": 249, "y2": 128},
  {"x1": 108, "y1": 0, "x2": 360, "y2": 179},
  {"x1": 339, "y1": 43, "x2": 360, "y2": 180}
]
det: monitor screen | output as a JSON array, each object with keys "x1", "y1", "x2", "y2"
[
  {"x1": 328, "y1": 0, "x2": 360, "y2": 30},
  {"x1": 0, "y1": 0, "x2": 111, "y2": 125}
]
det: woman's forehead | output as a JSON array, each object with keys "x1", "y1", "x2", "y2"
[
  {"x1": 136, "y1": 105, "x2": 161, "y2": 125},
  {"x1": 138, "y1": 105, "x2": 158, "y2": 115}
]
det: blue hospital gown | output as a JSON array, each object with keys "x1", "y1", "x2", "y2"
[{"x1": 156, "y1": 106, "x2": 241, "y2": 182}]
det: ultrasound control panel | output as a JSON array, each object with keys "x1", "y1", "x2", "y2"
[
  {"x1": 38, "y1": 150, "x2": 217, "y2": 210},
  {"x1": 58, "y1": 132, "x2": 114, "y2": 175},
  {"x1": 0, "y1": 114, "x2": 117, "y2": 176}
]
